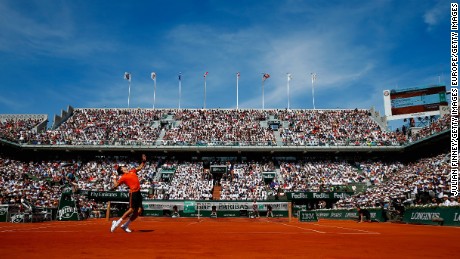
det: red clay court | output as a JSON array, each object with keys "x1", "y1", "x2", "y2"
[{"x1": 0, "y1": 218, "x2": 458, "y2": 258}]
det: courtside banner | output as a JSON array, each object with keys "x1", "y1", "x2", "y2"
[
  {"x1": 313, "y1": 208, "x2": 384, "y2": 222},
  {"x1": 287, "y1": 192, "x2": 354, "y2": 200},
  {"x1": 143, "y1": 201, "x2": 288, "y2": 211},
  {"x1": 86, "y1": 191, "x2": 349, "y2": 202},
  {"x1": 86, "y1": 191, "x2": 149, "y2": 202},
  {"x1": 142, "y1": 201, "x2": 290, "y2": 217},
  {"x1": 298, "y1": 211, "x2": 318, "y2": 222},
  {"x1": 403, "y1": 206, "x2": 460, "y2": 226}
]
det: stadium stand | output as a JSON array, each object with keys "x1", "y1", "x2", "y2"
[
  {"x1": 0, "y1": 109, "x2": 451, "y2": 147},
  {"x1": 0, "y1": 152, "x2": 452, "y2": 211},
  {"x1": 0, "y1": 114, "x2": 47, "y2": 143},
  {"x1": 0, "y1": 108, "x2": 453, "y2": 221},
  {"x1": 279, "y1": 160, "x2": 366, "y2": 192},
  {"x1": 278, "y1": 109, "x2": 405, "y2": 146},
  {"x1": 219, "y1": 161, "x2": 278, "y2": 200},
  {"x1": 337, "y1": 153, "x2": 452, "y2": 209},
  {"x1": 162, "y1": 109, "x2": 277, "y2": 146}
]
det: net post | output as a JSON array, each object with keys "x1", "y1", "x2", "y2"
[
  {"x1": 288, "y1": 202, "x2": 292, "y2": 222},
  {"x1": 106, "y1": 201, "x2": 111, "y2": 221}
]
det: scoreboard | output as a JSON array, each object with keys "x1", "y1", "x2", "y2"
[{"x1": 383, "y1": 84, "x2": 448, "y2": 120}]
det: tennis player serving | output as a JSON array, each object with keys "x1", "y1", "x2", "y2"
[{"x1": 110, "y1": 154, "x2": 147, "y2": 233}]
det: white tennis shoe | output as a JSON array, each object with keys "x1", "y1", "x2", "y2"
[
  {"x1": 110, "y1": 220, "x2": 119, "y2": 232},
  {"x1": 121, "y1": 225, "x2": 132, "y2": 233}
]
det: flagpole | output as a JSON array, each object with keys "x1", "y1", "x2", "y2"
[
  {"x1": 124, "y1": 72, "x2": 131, "y2": 109},
  {"x1": 204, "y1": 76, "x2": 206, "y2": 109},
  {"x1": 153, "y1": 77, "x2": 156, "y2": 109},
  {"x1": 128, "y1": 80, "x2": 131, "y2": 108},
  {"x1": 151, "y1": 72, "x2": 157, "y2": 109},
  {"x1": 179, "y1": 73, "x2": 182, "y2": 109},
  {"x1": 262, "y1": 76, "x2": 265, "y2": 110},
  {"x1": 311, "y1": 73, "x2": 317, "y2": 110},
  {"x1": 287, "y1": 73, "x2": 290, "y2": 110},
  {"x1": 261, "y1": 73, "x2": 270, "y2": 110},
  {"x1": 204, "y1": 74, "x2": 207, "y2": 109},
  {"x1": 236, "y1": 72, "x2": 239, "y2": 110}
]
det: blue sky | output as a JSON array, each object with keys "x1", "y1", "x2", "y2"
[{"x1": 0, "y1": 0, "x2": 450, "y2": 127}]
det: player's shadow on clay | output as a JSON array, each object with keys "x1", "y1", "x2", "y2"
[{"x1": 137, "y1": 230, "x2": 154, "y2": 232}]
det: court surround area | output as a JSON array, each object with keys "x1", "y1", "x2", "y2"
[{"x1": 0, "y1": 218, "x2": 458, "y2": 258}]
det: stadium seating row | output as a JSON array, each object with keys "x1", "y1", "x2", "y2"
[
  {"x1": 0, "y1": 109, "x2": 451, "y2": 146},
  {"x1": 0, "y1": 153, "x2": 452, "y2": 210}
]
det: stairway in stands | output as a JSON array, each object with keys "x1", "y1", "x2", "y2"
[
  {"x1": 273, "y1": 130, "x2": 284, "y2": 146},
  {"x1": 212, "y1": 186, "x2": 222, "y2": 200}
]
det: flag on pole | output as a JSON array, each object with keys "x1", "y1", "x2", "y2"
[
  {"x1": 237, "y1": 72, "x2": 240, "y2": 78},
  {"x1": 204, "y1": 72, "x2": 209, "y2": 78},
  {"x1": 263, "y1": 73, "x2": 270, "y2": 81},
  {"x1": 124, "y1": 72, "x2": 131, "y2": 82},
  {"x1": 151, "y1": 72, "x2": 156, "y2": 80}
]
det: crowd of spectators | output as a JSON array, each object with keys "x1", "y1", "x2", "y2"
[
  {"x1": 0, "y1": 108, "x2": 454, "y2": 221},
  {"x1": 0, "y1": 109, "x2": 452, "y2": 147},
  {"x1": 152, "y1": 162, "x2": 213, "y2": 200},
  {"x1": 0, "y1": 157, "x2": 72, "y2": 208},
  {"x1": 162, "y1": 109, "x2": 276, "y2": 146},
  {"x1": 0, "y1": 151, "x2": 455, "y2": 214},
  {"x1": 0, "y1": 156, "x2": 158, "y2": 208},
  {"x1": 10, "y1": 109, "x2": 165, "y2": 145},
  {"x1": 406, "y1": 114, "x2": 451, "y2": 143},
  {"x1": 335, "y1": 153, "x2": 452, "y2": 208},
  {"x1": 279, "y1": 160, "x2": 366, "y2": 192},
  {"x1": 278, "y1": 109, "x2": 405, "y2": 146},
  {"x1": 219, "y1": 161, "x2": 278, "y2": 200},
  {"x1": 0, "y1": 118, "x2": 43, "y2": 143}
]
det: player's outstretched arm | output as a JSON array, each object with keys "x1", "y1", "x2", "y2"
[{"x1": 135, "y1": 154, "x2": 147, "y2": 172}]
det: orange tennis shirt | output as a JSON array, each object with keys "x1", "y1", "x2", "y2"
[{"x1": 118, "y1": 169, "x2": 140, "y2": 193}]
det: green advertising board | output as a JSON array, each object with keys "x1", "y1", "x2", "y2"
[
  {"x1": 313, "y1": 208, "x2": 385, "y2": 222},
  {"x1": 287, "y1": 192, "x2": 354, "y2": 200},
  {"x1": 142, "y1": 201, "x2": 290, "y2": 218},
  {"x1": 184, "y1": 201, "x2": 196, "y2": 213},
  {"x1": 403, "y1": 206, "x2": 460, "y2": 226},
  {"x1": 85, "y1": 191, "x2": 149, "y2": 202},
  {"x1": 88, "y1": 191, "x2": 130, "y2": 202},
  {"x1": 298, "y1": 211, "x2": 318, "y2": 222}
]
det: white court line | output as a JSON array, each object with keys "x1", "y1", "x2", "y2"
[
  {"x1": 219, "y1": 234, "x2": 313, "y2": 235},
  {"x1": 0, "y1": 221, "x2": 100, "y2": 233},
  {"x1": 2, "y1": 230, "x2": 80, "y2": 233},
  {"x1": 279, "y1": 223, "x2": 326, "y2": 234},
  {"x1": 311, "y1": 223, "x2": 380, "y2": 234},
  {"x1": 338, "y1": 233, "x2": 381, "y2": 235},
  {"x1": 0, "y1": 226, "x2": 52, "y2": 232}
]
